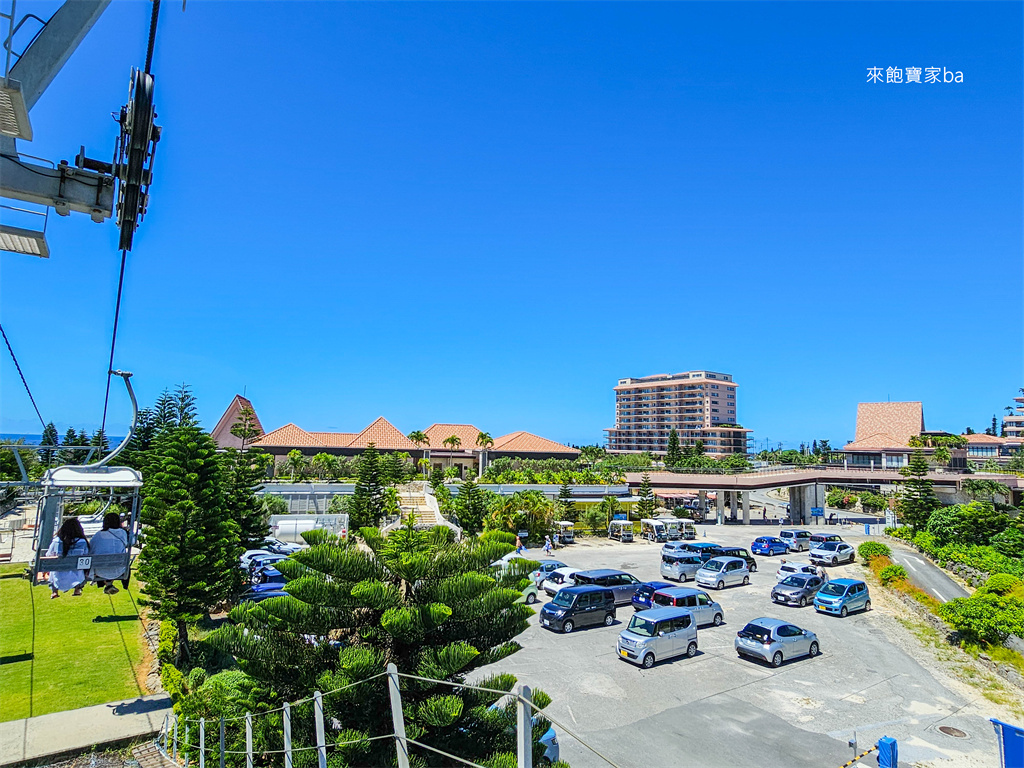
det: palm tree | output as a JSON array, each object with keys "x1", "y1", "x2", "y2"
[
  {"x1": 408, "y1": 430, "x2": 430, "y2": 476},
  {"x1": 475, "y1": 431, "x2": 493, "y2": 478},
  {"x1": 442, "y1": 435, "x2": 462, "y2": 476}
]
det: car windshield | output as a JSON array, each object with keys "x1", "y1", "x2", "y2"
[
  {"x1": 701, "y1": 560, "x2": 724, "y2": 571},
  {"x1": 626, "y1": 615, "x2": 657, "y2": 637},
  {"x1": 780, "y1": 576, "x2": 808, "y2": 588},
  {"x1": 551, "y1": 592, "x2": 576, "y2": 608},
  {"x1": 738, "y1": 624, "x2": 772, "y2": 642},
  {"x1": 819, "y1": 583, "x2": 847, "y2": 597},
  {"x1": 819, "y1": 542, "x2": 839, "y2": 551}
]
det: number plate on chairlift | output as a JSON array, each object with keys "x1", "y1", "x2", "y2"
[{"x1": 77, "y1": 557, "x2": 92, "y2": 569}]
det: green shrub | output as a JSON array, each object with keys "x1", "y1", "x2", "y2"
[
  {"x1": 939, "y1": 596, "x2": 1024, "y2": 645},
  {"x1": 479, "y1": 530, "x2": 516, "y2": 546},
  {"x1": 826, "y1": 487, "x2": 858, "y2": 509},
  {"x1": 977, "y1": 574, "x2": 1023, "y2": 598},
  {"x1": 886, "y1": 526, "x2": 914, "y2": 541},
  {"x1": 157, "y1": 620, "x2": 177, "y2": 665},
  {"x1": 991, "y1": 527, "x2": 1024, "y2": 559},
  {"x1": 162, "y1": 662, "x2": 184, "y2": 704},
  {"x1": 879, "y1": 564, "x2": 908, "y2": 585},
  {"x1": 859, "y1": 492, "x2": 889, "y2": 513},
  {"x1": 858, "y1": 541, "x2": 892, "y2": 563}
]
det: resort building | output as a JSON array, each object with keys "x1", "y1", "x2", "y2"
[
  {"x1": 210, "y1": 397, "x2": 579, "y2": 475},
  {"x1": 604, "y1": 371, "x2": 750, "y2": 457},
  {"x1": 1004, "y1": 394, "x2": 1024, "y2": 440},
  {"x1": 840, "y1": 402, "x2": 926, "y2": 469}
]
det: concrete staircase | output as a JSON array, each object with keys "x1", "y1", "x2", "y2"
[{"x1": 384, "y1": 481, "x2": 461, "y2": 537}]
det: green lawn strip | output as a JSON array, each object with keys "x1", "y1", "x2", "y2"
[{"x1": 0, "y1": 565, "x2": 148, "y2": 722}]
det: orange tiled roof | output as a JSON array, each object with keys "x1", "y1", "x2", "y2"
[
  {"x1": 310, "y1": 432, "x2": 359, "y2": 447},
  {"x1": 963, "y1": 434, "x2": 1005, "y2": 444},
  {"x1": 254, "y1": 423, "x2": 325, "y2": 448},
  {"x1": 211, "y1": 395, "x2": 265, "y2": 447},
  {"x1": 423, "y1": 424, "x2": 484, "y2": 451},
  {"x1": 347, "y1": 416, "x2": 417, "y2": 450},
  {"x1": 842, "y1": 435, "x2": 915, "y2": 451},
  {"x1": 843, "y1": 402, "x2": 924, "y2": 451},
  {"x1": 491, "y1": 431, "x2": 579, "y2": 455}
]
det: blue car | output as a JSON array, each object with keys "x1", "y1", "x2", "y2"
[
  {"x1": 252, "y1": 565, "x2": 287, "y2": 585},
  {"x1": 682, "y1": 542, "x2": 721, "y2": 555},
  {"x1": 814, "y1": 578, "x2": 871, "y2": 617},
  {"x1": 751, "y1": 536, "x2": 790, "y2": 556},
  {"x1": 632, "y1": 581, "x2": 675, "y2": 611}
]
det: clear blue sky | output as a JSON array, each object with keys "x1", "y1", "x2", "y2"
[{"x1": 2, "y1": 1, "x2": 1022, "y2": 449}]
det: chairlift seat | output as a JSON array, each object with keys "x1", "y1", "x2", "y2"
[{"x1": 42, "y1": 465, "x2": 143, "y2": 488}]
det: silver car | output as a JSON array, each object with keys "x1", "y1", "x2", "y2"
[
  {"x1": 778, "y1": 529, "x2": 812, "y2": 552},
  {"x1": 771, "y1": 574, "x2": 826, "y2": 607},
  {"x1": 616, "y1": 607, "x2": 699, "y2": 668},
  {"x1": 809, "y1": 541, "x2": 856, "y2": 566},
  {"x1": 695, "y1": 556, "x2": 750, "y2": 590},
  {"x1": 734, "y1": 617, "x2": 820, "y2": 667},
  {"x1": 661, "y1": 552, "x2": 703, "y2": 582},
  {"x1": 775, "y1": 562, "x2": 818, "y2": 582},
  {"x1": 571, "y1": 569, "x2": 642, "y2": 606},
  {"x1": 650, "y1": 586, "x2": 724, "y2": 627}
]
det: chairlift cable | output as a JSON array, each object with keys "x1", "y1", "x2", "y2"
[
  {"x1": 144, "y1": 0, "x2": 161, "y2": 75},
  {"x1": 0, "y1": 323, "x2": 47, "y2": 431},
  {"x1": 100, "y1": 249, "x2": 129, "y2": 437}
]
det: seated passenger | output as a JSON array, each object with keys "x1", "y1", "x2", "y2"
[
  {"x1": 90, "y1": 512, "x2": 130, "y2": 595},
  {"x1": 47, "y1": 518, "x2": 89, "y2": 599}
]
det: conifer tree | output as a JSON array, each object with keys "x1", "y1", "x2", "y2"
[
  {"x1": 137, "y1": 425, "x2": 240, "y2": 661},
  {"x1": 556, "y1": 480, "x2": 577, "y2": 522},
  {"x1": 89, "y1": 428, "x2": 110, "y2": 461},
  {"x1": 206, "y1": 525, "x2": 554, "y2": 766},
  {"x1": 350, "y1": 443, "x2": 385, "y2": 529},
  {"x1": 221, "y1": 405, "x2": 270, "y2": 554},
  {"x1": 57, "y1": 427, "x2": 81, "y2": 464},
  {"x1": 896, "y1": 449, "x2": 940, "y2": 532},
  {"x1": 380, "y1": 450, "x2": 407, "y2": 486},
  {"x1": 456, "y1": 477, "x2": 493, "y2": 534},
  {"x1": 38, "y1": 422, "x2": 59, "y2": 465},
  {"x1": 636, "y1": 472, "x2": 657, "y2": 519},
  {"x1": 665, "y1": 428, "x2": 682, "y2": 467}
]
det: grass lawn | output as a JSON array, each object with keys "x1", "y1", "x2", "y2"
[{"x1": 0, "y1": 563, "x2": 149, "y2": 722}]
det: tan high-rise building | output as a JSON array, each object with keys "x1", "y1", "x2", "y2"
[{"x1": 605, "y1": 371, "x2": 751, "y2": 457}]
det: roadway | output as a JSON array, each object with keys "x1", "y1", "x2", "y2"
[{"x1": 886, "y1": 545, "x2": 970, "y2": 603}]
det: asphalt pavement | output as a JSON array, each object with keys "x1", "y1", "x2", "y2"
[{"x1": 887, "y1": 545, "x2": 970, "y2": 603}]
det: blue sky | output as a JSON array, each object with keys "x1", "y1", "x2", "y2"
[{"x1": 2, "y1": 1, "x2": 1021, "y2": 449}]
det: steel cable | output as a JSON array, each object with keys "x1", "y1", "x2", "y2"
[
  {"x1": 0, "y1": 322, "x2": 46, "y2": 430},
  {"x1": 144, "y1": 0, "x2": 160, "y2": 74},
  {"x1": 99, "y1": 249, "x2": 128, "y2": 437}
]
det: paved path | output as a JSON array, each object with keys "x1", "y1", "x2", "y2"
[
  {"x1": 0, "y1": 694, "x2": 172, "y2": 767},
  {"x1": 888, "y1": 545, "x2": 969, "y2": 603}
]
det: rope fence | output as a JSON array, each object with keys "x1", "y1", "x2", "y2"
[{"x1": 154, "y1": 663, "x2": 624, "y2": 768}]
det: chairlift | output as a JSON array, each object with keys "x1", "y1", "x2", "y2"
[{"x1": 30, "y1": 371, "x2": 143, "y2": 586}]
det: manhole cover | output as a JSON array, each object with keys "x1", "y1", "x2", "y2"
[{"x1": 938, "y1": 726, "x2": 968, "y2": 738}]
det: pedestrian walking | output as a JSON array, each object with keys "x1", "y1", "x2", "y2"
[{"x1": 515, "y1": 535, "x2": 523, "y2": 554}]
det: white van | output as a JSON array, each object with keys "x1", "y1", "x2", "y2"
[{"x1": 616, "y1": 606, "x2": 698, "y2": 668}]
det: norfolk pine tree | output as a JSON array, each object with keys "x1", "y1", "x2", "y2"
[
  {"x1": 557, "y1": 480, "x2": 577, "y2": 522},
  {"x1": 636, "y1": 472, "x2": 657, "y2": 519},
  {"x1": 137, "y1": 426, "x2": 241, "y2": 662},
  {"x1": 665, "y1": 428, "x2": 682, "y2": 467},
  {"x1": 38, "y1": 422, "x2": 59, "y2": 466},
  {"x1": 350, "y1": 442, "x2": 385, "y2": 529},
  {"x1": 222, "y1": 405, "x2": 272, "y2": 554},
  {"x1": 896, "y1": 449, "x2": 940, "y2": 532}
]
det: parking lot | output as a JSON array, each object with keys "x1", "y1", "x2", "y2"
[{"x1": 480, "y1": 525, "x2": 1005, "y2": 768}]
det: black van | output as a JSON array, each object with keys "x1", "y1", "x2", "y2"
[{"x1": 539, "y1": 585, "x2": 616, "y2": 634}]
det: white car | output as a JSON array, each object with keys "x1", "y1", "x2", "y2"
[
  {"x1": 775, "y1": 562, "x2": 818, "y2": 582},
  {"x1": 542, "y1": 567, "x2": 580, "y2": 597},
  {"x1": 810, "y1": 541, "x2": 857, "y2": 566},
  {"x1": 240, "y1": 549, "x2": 273, "y2": 568},
  {"x1": 529, "y1": 559, "x2": 568, "y2": 587}
]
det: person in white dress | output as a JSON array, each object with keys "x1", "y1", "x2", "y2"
[
  {"x1": 46, "y1": 518, "x2": 89, "y2": 598},
  {"x1": 90, "y1": 512, "x2": 130, "y2": 595}
]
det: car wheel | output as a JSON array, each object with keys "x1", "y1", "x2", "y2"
[
  {"x1": 831, "y1": 557, "x2": 838, "y2": 566},
  {"x1": 809, "y1": 641, "x2": 819, "y2": 657},
  {"x1": 864, "y1": 600, "x2": 871, "y2": 612},
  {"x1": 642, "y1": 653, "x2": 655, "y2": 669},
  {"x1": 772, "y1": 651, "x2": 784, "y2": 668},
  {"x1": 717, "y1": 581, "x2": 725, "y2": 590},
  {"x1": 526, "y1": 593, "x2": 537, "y2": 604},
  {"x1": 687, "y1": 641, "x2": 698, "y2": 658},
  {"x1": 713, "y1": 613, "x2": 723, "y2": 627},
  {"x1": 604, "y1": 613, "x2": 614, "y2": 626},
  {"x1": 840, "y1": 606, "x2": 848, "y2": 618},
  {"x1": 798, "y1": 596, "x2": 807, "y2": 607},
  {"x1": 749, "y1": 563, "x2": 757, "y2": 573},
  {"x1": 563, "y1": 620, "x2": 575, "y2": 634},
  {"x1": 742, "y1": 575, "x2": 749, "y2": 586}
]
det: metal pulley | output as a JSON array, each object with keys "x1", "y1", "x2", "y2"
[{"x1": 114, "y1": 68, "x2": 161, "y2": 251}]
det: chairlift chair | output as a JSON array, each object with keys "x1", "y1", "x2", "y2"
[{"x1": 29, "y1": 372, "x2": 143, "y2": 585}]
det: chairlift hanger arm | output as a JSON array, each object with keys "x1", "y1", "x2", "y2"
[{"x1": 7, "y1": 0, "x2": 110, "y2": 113}]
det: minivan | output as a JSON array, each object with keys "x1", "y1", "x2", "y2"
[
  {"x1": 572, "y1": 569, "x2": 642, "y2": 605},
  {"x1": 617, "y1": 607, "x2": 698, "y2": 668},
  {"x1": 814, "y1": 578, "x2": 871, "y2": 617},
  {"x1": 695, "y1": 557, "x2": 750, "y2": 590},
  {"x1": 778, "y1": 530, "x2": 812, "y2": 552},
  {"x1": 715, "y1": 546, "x2": 757, "y2": 573},
  {"x1": 808, "y1": 533, "x2": 843, "y2": 549},
  {"x1": 660, "y1": 552, "x2": 703, "y2": 582},
  {"x1": 650, "y1": 586, "x2": 724, "y2": 627},
  {"x1": 539, "y1": 586, "x2": 616, "y2": 633}
]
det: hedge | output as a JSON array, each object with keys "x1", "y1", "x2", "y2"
[
  {"x1": 858, "y1": 541, "x2": 891, "y2": 563},
  {"x1": 886, "y1": 526, "x2": 1024, "y2": 578},
  {"x1": 157, "y1": 620, "x2": 177, "y2": 665}
]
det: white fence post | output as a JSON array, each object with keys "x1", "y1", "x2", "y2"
[
  {"x1": 283, "y1": 702, "x2": 293, "y2": 768},
  {"x1": 387, "y1": 663, "x2": 411, "y2": 768},
  {"x1": 173, "y1": 717, "x2": 178, "y2": 761},
  {"x1": 184, "y1": 724, "x2": 190, "y2": 768},
  {"x1": 162, "y1": 715, "x2": 169, "y2": 750},
  {"x1": 516, "y1": 684, "x2": 533, "y2": 768},
  {"x1": 219, "y1": 717, "x2": 226, "y2": 768},
  {"x1": 314, "y1": 691, "x2": 327, "y2": 768},
  {"x1": 245, "y1": 712, "x2": 253, "y2": 768},
  {"x1": 199, "y1": 718, "x2": 206, "y2": 768}
]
